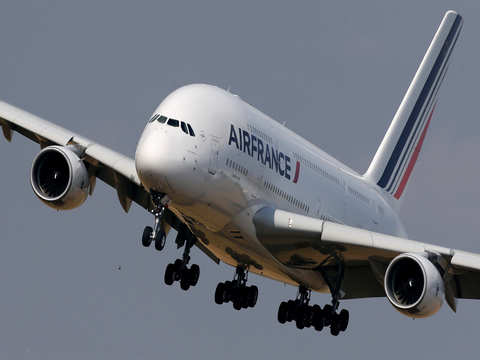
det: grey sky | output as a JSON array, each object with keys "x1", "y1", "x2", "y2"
[{"x1": 1, "y1": 0, "x2": 480, "y2": 359}]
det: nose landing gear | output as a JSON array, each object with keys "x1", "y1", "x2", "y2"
[
  {"x1": 215, "y1": 265, "x2": 258, "y2": 310},
  {"x1": 141, "y1": 192, "x2": 167, "y2": 251}
]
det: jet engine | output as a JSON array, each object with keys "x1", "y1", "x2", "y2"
[
  {"x1": 384, "y1": 253, "x2": 444, "y2": 318},
  {"x1": 30, "y1": 145, "x2": 90, "y2": 210}
]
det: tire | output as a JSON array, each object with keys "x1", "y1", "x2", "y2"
[
  {"x1": 295, "y1": 316, "x2": 305, "y2": 330},
  {"x1": 247, "y1": 286, "x2": 258, "y2": 308},
  {"x1": 338, "y1": 309, "x2": 349, "y2": 332},
  {"x1": 330, "y1": 321, "x2": 340, "y2": 336},
  {"x1": 224, "y1": 281, "x2": 232, "y2": 302},
  {"x1": 215, "y1": 283, "x2": 225, "y2": 304},
  {"x1": 241, "y1": 293, "x2": 249, "y2": 309},
  {"x1": 286, "y1": 300, "x2": 296, "y2": 322},
  {"x1": 164, "y1": 263, "x2": 175, "y2": 286},
  {"x1": 304, "y1": 306, "x2": 313, "y2": 328},
  {"x1": 233, "y1": 299, "x2": 242, "y2": 310},
  {"x1": 180, "y1": 276, "x2": 190, "y2": 291},
  {"x1": 295, "y1": 305, "x2": 306, "y2": 329},
  {"x1": 154, "y1": 230, "x2": 166, "y2": 251},
  {"x1": 189, "y1": 264, "x2": 200, "y2": 286},
  {"x1": 278, "y1": 302, "x2": 288, "y2": 324},
  {"x1": 142, "y1": 226, "x2": 153, "y2": 247},
  {"x1": 323, "y1": 304, "x2": 334, "y2": 326},
  {"x1": 174, "y1": 259, "x2": 183, "y2": 270},
  {"x1": 312, "y1": 305, "x2": 324, "y2": 331}
]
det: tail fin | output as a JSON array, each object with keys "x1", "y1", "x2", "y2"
[{"x1": 364, "y1": 11, "x2": 463, "y2": 207}]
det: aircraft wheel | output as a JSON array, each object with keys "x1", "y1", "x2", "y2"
[
  {"x1": 338, "y1": 309, "x2": 349, "y2": 332},
  {"x1": 154, "y1": 230, "x2": 166, "y2": 251},
  {"x1": 278, "y1": 301, "x2": 288, "y2": 324},
  {"x1": 142, "y1": 226, "x2": 153, "y2": 247},
  {"x1": 180, "y1": 275, "x2": 190, "y2": 291},
  {"x1": 323, "y1": 304, "x2": 334, "y2": 326},
  {"x1": 215, "y1": 282, "x2": 225, "y2": 304},
  {"x1": 189, "y1": 264, "x2": 200, "y2": 286},
  {"x1": 312, "y1": 305, "x2": 324, "y2": 331},
  {"x1": 164, "y1": 263, "x2": 175, "y2": 286},
  {"x1": 247, "y1": 286, "x2": 258, "y2": 308},
  {"x1": 330, "y1": 317, "x2": 340, "y2": 336}
]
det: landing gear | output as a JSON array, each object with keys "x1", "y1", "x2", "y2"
[
  {"x1": 215, "y1": 265, "x2": 258, "y2": 310},
  {"x1": 277, "y1": 286, "x2": 324, "y2": 330},
  {"x1": 164, "y1": 231, "x2": 200, "y2": 291},
  {"x1": 277, "y1": 258, "x2": 350, "y2": 335},
  {"x1": 141, "y1": 192, "x2": 166, "y2": 251}
]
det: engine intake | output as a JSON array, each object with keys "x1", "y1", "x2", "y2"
[
  {"x1": 384, "y1": 253, "x2": 444, "y2": 318},
  {"x1": 30, "y1": 145, "x2": 89, "y2": 210}
]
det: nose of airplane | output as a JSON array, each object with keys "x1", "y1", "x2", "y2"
[
  {"x1": 135, "y1": 126, "x2": 204, "y2": 202},
  {"x1": 135, "y1": 127, "x2": 168, "y2": 192}
]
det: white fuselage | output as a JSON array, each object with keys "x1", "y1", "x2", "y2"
[{"x1": 135, "y1": 84, "x2": 407, "y2": 291}]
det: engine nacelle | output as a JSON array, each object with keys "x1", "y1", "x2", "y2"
[
  {"x1": 384, "y1": 252, "x2": 444, "y2": 318},
  {"x1": 30, "y1": 145, "x2": 89, "y2": 210}
]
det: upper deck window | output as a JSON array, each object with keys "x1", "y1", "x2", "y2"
[
  {"x1": 187, "y1": 124, "x2": 195, "y2": 137},
  {"x1": 167, "y1": 118, "x2": 179, "y2": 127}
]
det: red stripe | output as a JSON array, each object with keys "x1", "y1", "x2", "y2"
[
  {"x1": 293, "y1": 161, "x2": 300, "y2": 183},
  {"x1": 393, "y1": 104, "x2": 436, "y2": 199}
]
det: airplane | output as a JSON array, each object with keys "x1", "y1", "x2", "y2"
[{"x1": 0, "y1": 10, "x2": 478, "y2": 337}]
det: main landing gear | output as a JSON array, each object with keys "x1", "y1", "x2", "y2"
[
  {"x1": 164, "y1": 231, "x2": 200, "y2": 291},
  {"x1": 277, "y1": 285, "x2": 349, "y2": 336},
  {"x1": 141, "y1": 192, "x2": 167, "y2": 251},
  {"x1": 215, "y1": 265, "x2": 258, "y2": 310}
]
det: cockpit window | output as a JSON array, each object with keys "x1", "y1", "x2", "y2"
[
  {"x1": 149, "y1": 114, "x2": 160, "y2": 123},
  {"x1": 167, "y1": 118, "x2": 179, "y2": 127},
  {"x1": 180, "y1": 121, "x2": 188, "y2": 134},
  {"x1": 151, "y1": 114, "x2": 195, "y2": 137},
  {"x1": 187, "y1": 124, "x2": 195, "y2": 137}
]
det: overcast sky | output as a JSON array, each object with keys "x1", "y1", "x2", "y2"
[{"x1": 1, "y1": 1, "x2": 480, "y2": 359}]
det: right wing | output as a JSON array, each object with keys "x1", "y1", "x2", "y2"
[
  {"x1": 253, "y1": 207, "x2": 480, "y2": 306},
  {"x1": 0, "y1": 100, "x2": 152, "y2": 212}
]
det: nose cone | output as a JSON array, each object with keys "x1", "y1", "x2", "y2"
[
  {"x1": 135, "y1": 127, "x2": 168, "y2": 192},
  {"x1": 135, "y1": 126, "x2": 204, "y2": 202}
]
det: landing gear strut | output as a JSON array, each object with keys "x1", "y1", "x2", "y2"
[
  {"x1": 142, "y1": 192, "x2": 167, "y2": 251},
  {"x1": 215, "y1": 265, "x2": 258, "y2": 310},
  {"x1": 164, "y1": 230, "x2": 200, "y2": 291}
]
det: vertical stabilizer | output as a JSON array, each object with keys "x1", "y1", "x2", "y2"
[{"x1": 364, "y1": 11, "x2": 462, "y2": 208}]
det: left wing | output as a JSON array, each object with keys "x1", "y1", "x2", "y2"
[
  {"x1": 0, "y1": 100, "x2": 151, "y2": 212},
  {"x1": 253, "y1": 207, "x2": 480, "y2": 307}
]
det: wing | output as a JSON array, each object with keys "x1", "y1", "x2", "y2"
[
  {"x1": 253, "y1": 206, "x2": 480, "y2": 308},
  {"x1": 0, "y1": 100, "x2": 152, "y2": 212},
  {"x1": 0, "y1": 101, "x2": 221, "y2": 264}
]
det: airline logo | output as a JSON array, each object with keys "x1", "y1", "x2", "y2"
[{"x1": 227, "y1": 124, "x2": 300, "y2": 183}]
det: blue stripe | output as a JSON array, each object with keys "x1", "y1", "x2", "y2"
[
  {"x1": 377, "y1": 15, "x2": 462, "y2": 189},
  {"x1": 386, "y1": 25, "x2": 461, "y2": 193}
]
